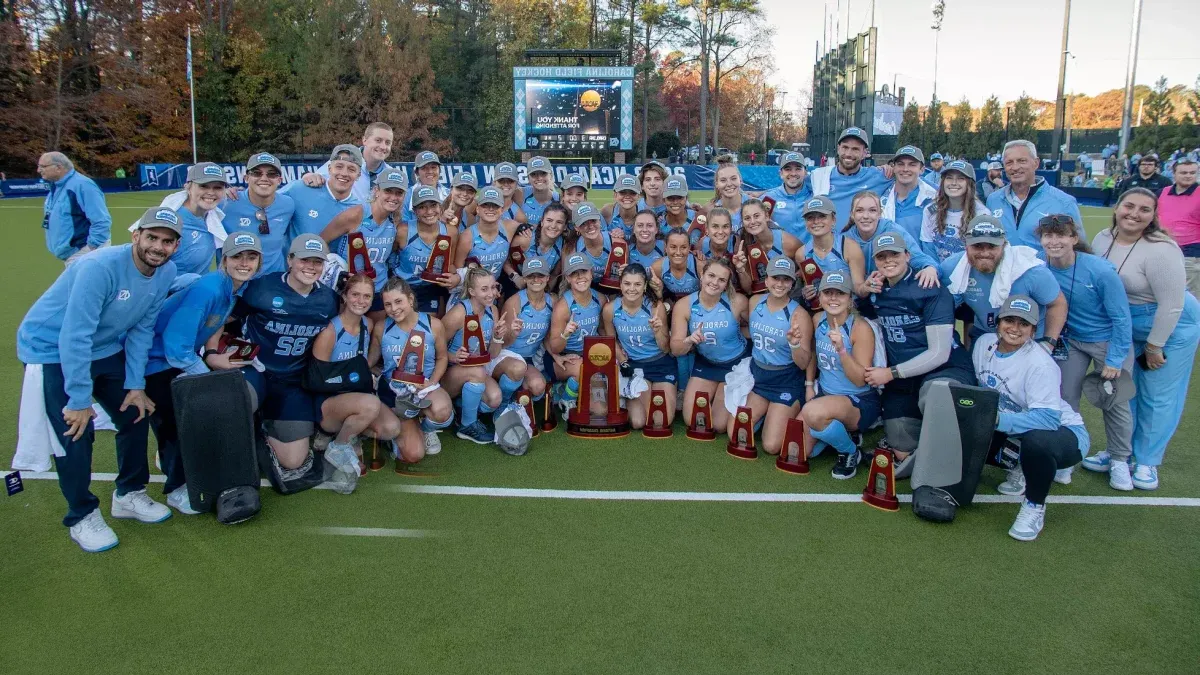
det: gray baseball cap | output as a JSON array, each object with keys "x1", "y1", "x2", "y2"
[
  {"x1": 872, "y1": 231, "x2": 908, "y2": 255},
  {"x1": 837, "y1": 127, "x2": 870, "y2": 147},
  {"x1": 942, "y1": 160, "x2": 975, "y2": 180},
  {"x1": 998, "y1": 294, "x2": 1039, "y2": 325},
  {"x1": 476, "y1": 185, "x2": 504, "y2": 207},
  {"x1": 1175, "y1": 154, "x2": 1198, "y2": 166},
  {"x1": 573, "y1": 201, "x2": 602, "y2": 227},
  {"x1": 289, "y1": 233, "x2": 328, "y2": 260},
  {"x1": 930, "y1": 152, "x2": 944, "y2": 162},
  {"x1": 222, "y1": 231, "x2": 263, "y2": 257},
  {"x1": 527, "y1": 156, "x2": 552, "y2": 175},
  {"x1": 494, "y1": 162, "x2": 518, "y2": 180},
  {"x1": 329, "y1": 144, "x2": 364, "y2": 168},
  {"x1": 802, "y1": 195, "x2": 836, "y2": 216},
  {"x1": 892, "y1": 145, "x2": 925, "y2": 165},
  {"x1": 521, "y1": 256, "x2": 550, "y2": 276},
  {"x1": 964, "y1": 213, "x2": 1007, "y2": 246},
  {"x1": 1082, "y1": 370, "x2": 1136, "y2": 411},
  {"x1": 663, "y1": 176, "x2": 689, "y2": 198},
  {"x1": 376, "y1": 169, "x2": 408, "y2": 191},
  {"x1": 640, "y1": 160, "x2": 668, "y2": 175},
  {"x1": 563, "y1": 253, "x2": 591, "y2": 275},
  {"x1": 451, "y1": 172, "x2": 479, "y2": 190},
  {"x1": 819, "y1": 271, "x2": 853, "y2": 294},
  {"x1": 988, "y1": 161, "x2": 1003, "y2": 171},
  {"x1": 246, "y1": 152, "x2": 282, "y2": 172},
  {"x1": 412, "y1": 185, "x2": 440, "y2": 206},
  {"x1": 614, "y1": 175, "x2": 642, "y2": 194},
  {"x1": 765, "y1": 256, "x2": 796, "y2": 279},
  {"x1": 415, "y1": 151, "x2": 441, "y2": 168},
  {"x1": 187, "y1": 162, "x2": 228, "y2": 185},
  {"x1": 779, "y1": 151, "x2": 807, "y2": 169},
  {"x1": 562, "y1": 173, "x2": 589, "y2": 191},
  {"x1": 135, "y1": 207, "x2": 183, "y2": 236}
]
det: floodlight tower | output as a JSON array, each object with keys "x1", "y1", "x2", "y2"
[{"x1": 931, "y1": 0, "x2": 945, "y2": 101}]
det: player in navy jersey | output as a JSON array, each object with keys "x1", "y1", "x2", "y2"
[
  {"x1": 659, "y1": 176, "x2": 699, "y2": 239},
  {"x1": 320, "y1": 169, "x2": 406, "y2": 317},
  {"x1": 371, "y1": 277, "x2": 454, "y2": 462},
  {"x1": 603, "y1": 263, "x2": 677, "y2": 429},
  {"x1": 455, "y1": 185, "x2": 520, "y2": 280},
  {"x1": 521, "y1": 156, "x2": 558, "y2": 225},
  {"x1": 709, "y1": 162, "x2": 750, "y2": 231},
  {"x1": 670, "y1": 257, "x2": 748, "y2": 434},
  {"x1": 741, "y1": 257, "x2": 813, "y2": 455},
  {"x1": 603, "y1": 175, "x2": 643, "y2": 239},
  {"x1": 509, "y1": 203, "x2": 567, "y2": 291},
  {"x1": 491, "y1": 162, "x2": 528, "y2": 225},
  {"x1": 169, "y1": 162, "x2": 227, "y2": 276},
  {"x1": 857, "y1": 231, "x2": 977, "y2": 471},
  {"x1": 501, "y1": 257, "x2": 555, "y2": 400},
  {"x1": 441, "y1": 172, "x2": 478, "y2": 232},
  {"x1": 546, "y1": 255, "x2": 607, "y2": 407},
  {"x1": 235, "y1": 234, "x2": 339, "y2": 470},
  {"x1": 310, "y1": 274, "x2": 401, "y2": 467},
  {"x1": 638, "y1": 160, "x2": 671, "y2": 216},
  {"x1": 697, "y1": 207, "x2": 736, "y2": 266},
  {"x1": 732, "y1": 199, "x2": 801, "y2": 295},
  {"x1": 280, "y1": 144, "x2": 365, "y2": 243},
  {"x1": 799, "y1": 272, "x2": 881, "y2": 480},
  {"x1": 628, "y1": 210, "x2": 665, "y2": 270},
  {"x1": 651, "y1": 228, "x2": 701, "y2": 301},
  {"x1": 221, "y1": 153, "x2": 294, "y2": 276},
  {"x1": 573, "y1": 202, "x2": 616, "y2": 280},
  {"x1": 392, "y1": 185, "x2": 460, "y2": 313}
]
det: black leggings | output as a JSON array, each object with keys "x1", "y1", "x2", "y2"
[
  {"x1": 144, "y1": 368, "x2": 185, "y2": 495},
  {"x1": 995, "y1": 428, "x2": 1081, "y2": 504}
]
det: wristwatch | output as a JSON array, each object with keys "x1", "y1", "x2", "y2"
[
  {"x1": 889, "y1": 366, "x2": 899, "y2": 379},
  {"x1": 202, "y1": 348, "x2": 220, "y2": 360}
]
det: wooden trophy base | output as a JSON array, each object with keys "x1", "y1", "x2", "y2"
[
  {"x1": 642, "y1": 390, "x2": 673, "y2": 438},
  {"x1": 597, "y1": 278, "x2": 621, "y2": 294},
  {"x1": 566, "y1": 410, "x2": 630, "y2": 438},
  {"x1": 775, "y1": 418, "x2": 809, "y2": 474},
  {"x1": 395, "y1": 458, "x2": 442, "y2": 478},
  {"x1": 643, "y1": 424, "x2": 673, "y2": 439},
  {"x1": 750, "y1": 280, "x2": 766, "y2": 294},
  {"x1": 458, "y1": 354, "x2": 492, "y2": 367},
  {"x1": 686, "y1": 427, "x2": 717, "y2": 441},
  {"x1": 726, "y1": 441, "x2": 758, "y2": 460}
]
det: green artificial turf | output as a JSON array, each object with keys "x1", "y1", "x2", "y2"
[{"x1": 1, "y1": 193, "x2": 1198, "y2": 674}]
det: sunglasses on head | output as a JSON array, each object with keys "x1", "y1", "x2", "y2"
[
  {"x1": 254, "y1": 207, "x2": 270, "y2": 235},
  {"x1": 1037, "y1": 214, "x2": 1075, "y2": 229}
]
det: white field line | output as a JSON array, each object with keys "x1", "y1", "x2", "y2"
[{"x1": 310, "y1": 526, "x2": 439, "y2": 538}]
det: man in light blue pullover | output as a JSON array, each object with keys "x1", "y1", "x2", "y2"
[
  {"x1": 37, "y1": 152, "x2": 112, "y2": 264},
  {"x1": 760, "y1": 151, "x2": 812, "y2": 242},
  {"x1": 985, "y1": 139, "x2": 1083, "y2": 252},
  {"x1": 16, "y1": 207, "x2": 180, "y2": 553}
]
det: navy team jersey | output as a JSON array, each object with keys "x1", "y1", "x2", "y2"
[
  {"x1": 236, "y1": 273, "x2": 339, "y2": 380},
  {"x1": 858, "y1": 268, "x2": 956, "y2": 365}
]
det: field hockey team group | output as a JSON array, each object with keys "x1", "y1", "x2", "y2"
[{"x1": 19, "y1": 124, "x2": 1199, "y2": 552}]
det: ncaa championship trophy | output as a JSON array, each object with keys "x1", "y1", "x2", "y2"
[
  {"x1": 744, "y1": 237, "x2": 768, "y2": 294},
  {"x1": 218, "y1": 332, "x2": 260, "y2": 362},
  {"x1": 459, "y1": 315, "x2": 491, "y2": 366},
  {"x1": 775, "y1": 418, "x2": 809, "y2": 474},
  {"x1": 508, "y1": 242, "x2": 526, "y2": 270},
  {"x1": 567, "y1": 335, "x2": 629, "y2": 438},
  {"x1": 686, "y1": 391, "x2": 717, "y2": 440},
  {"x1": 598, "y1": 242, "x2": 628, "y2": 293},
  {"x1": 760, "y1": 195, "x2": 777, "y2": 221},
  {"x1": 346, "y1": 231, "x2": 375, "y2": 278},
  {"x1": 862, "y1": 449, "x2": 900, "y2": 512},
  {"x1": 393, "y1": 331, "x2": 427, "y2": 384},
  {"x1": 726, "y1": 406, "x2": 757, "y2": 459},
  {"x1": 687, "y1": 214, "x2": 707, "y2": 247},
  {"x1": 797, "y1": 258, "x2": 823, "y2": 311},
  {"x1": 421, "y1": 235, "x2": 454, "y2": 282},
  {"x1": 642, "y1": 388, "x2": 673, "y2": 438}
]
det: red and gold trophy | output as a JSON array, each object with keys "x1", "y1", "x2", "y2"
[
  {"x1": 516, "y1": 389, "x2": 539, "y2": 437},
  {"x1": 507, "y1": 242, "x2": 526, "y2": 270},
  {"x1": 421, "y1": 234, "x2": 454, "y2": 282},
  {"x1": 798, "y1": 258, "x2": 823, "y2": 311},
  {"x1": 775, "y1": 418, "x2": 810, "y2": 474},
  {"x1": 368, "y1": 438, "x2": 386, "y2": 471},
  {"x1": 760, "y1": 195, "x2": 777, "y2": 221},
  {"x1": 687, "y1": 214, "x2": 707, "y2": 248},
  {"x1": 567, "y1": 335, "x2": 629, "y2": 438},
  {"x1": 726, "y1": 406, "x2": 757, "y2": 459},
  {"x1": 744, "y1": 236, "x2": 768, "y2": 294},
  {"x1": 459, "y1": 315, "x2": 491, "y2": 366},
  {"x1": 217, "y1": 333, "x2": 259, "y2": 362},
  {"x1": 346, "y1": 231, "x2": 375, "y2": 278},
  {"x1": 862, "y1": 449, "x2": 900, "y2": 512},
  {"x1": 642, "y1": 389, "x2": 673, "y2": 438},
  {"x1": 598, "y1": 241, "x2": 628, "y2": 293},
  {"x1": 541, "y1": 394, "x2": 558, "y2": 433},
  {"x1": 686, "y1": 391, "x2": 717, "y2": 440},
  {"x1": 392, "y1": 331, "x2": 427, "y2": 385}
]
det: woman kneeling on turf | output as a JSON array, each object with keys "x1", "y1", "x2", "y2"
[
  {"x1": 973, "y1": 295, "x2": 1089, "y2": 542},
  {"x1": 546, "y1": 254, "x2": 607, "y2": 411},
  {"x1": 603, "y1": 263, "x2": 676, "y2": 429},
  {"x1": 373, "y1": 278, "x2": 453, "y2": 462},
  {"x1": 501, "y1": 257, "x2": 555, "y2": 401},
  {"x1": 800, "y1": 272, "x2": 881, "y2": 480}
]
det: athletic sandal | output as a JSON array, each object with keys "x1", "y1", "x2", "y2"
[
  {"x1": 997, "y1": 467, "x2": 1027, "y2": 496},
  {"x1": 70, "y1": 510, "x2": 119, "y2": 553},
  {"x1": 1008, "y1": 500, "x2": 1045, "y2": 542},
  {"x1": 111, "y1": 489, "x2": 172, "y2": 523}
]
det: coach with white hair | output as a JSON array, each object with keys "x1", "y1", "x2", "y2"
[
  {"x1": 984, "y1": 140, "x2": 1083, "y2": 252},
  {"x1": 37, "y1": 152, "x2": 112, "y2": 264}
]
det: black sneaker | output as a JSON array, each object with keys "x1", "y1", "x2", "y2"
[{"x1": 832, "y1": 449, "x2": 862, "y2": 480}]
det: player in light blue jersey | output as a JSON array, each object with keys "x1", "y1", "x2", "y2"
[
  {"x1": 573, "y1": 202, "x2": 615, "y2": 279},
  {"x1": 652, "y1": 228, "x2": 701, "y2": 300},
  {"x1": 603, "y1": 263, "x2": 676, "y2": 430},
  {"x1": 321, "y1": 169, "x2": 406, "y2": 317},
  {"x1": 502, "y1": 257, "x2": 556, "y2": 400},
  {"x1": 919, "y1": 160, "x2": 987, "y2": 263},
  {"x1": 760, "y1": 152, "x2": 813, "y2": 242},
  {"x1": 603, "y1": 175, "x2": 642, "y2": 239},
  {"x1": 710, "y1": 162, "x2": 751, "y2": 231},
  {"x1": 521, "y1": 156, "x2": 558, "y2": 225},
  {"x1": 491, "y1": 162, "x2": 529, "y2": 225},
  {"x1": 670, "y1": 257, "x2": 748, "y2": 434},
  {"x1": 546, "y1": 255, "x2": 607, "y2": 404},
  {"x1": 881, "y1": 146, "x2": 937, "y2": 241},
  {"x1": 221, "y1": 153, "x2": 294, "y2": 276},
  {"x1": 629, "y1": 210, "x2": 665, "y2": 270},
  {"x1": 794, "y1": 196, "x2": 862, "y2": 304},
  {"x1": 392, "y1": 185, "x2": 460, "y2": 313},
  {"x1": 638, "y1": 160, "x2": 671, "y2": 216},
  {"x1": 697, "y1": 207, "x2": 736, "y2": 265},
  {"x1": 740, "y1": 257, "x2": 813, "y2": 455},
  {"x1": 280, "y1": 144, "x2": 365, "y2": 243},
  {"x1": 442, "y1": 172, "x2": 479, "y2": 232},
  {"x1": 799, "y1": 272, "x2": 880, "y2": 480},
  {"x1": 455, "y1": 185, "x2": 519, "y2": 279},
  {"x1": 732, "y1": 199, "x2": 801, "y2": 296},
  {"x1": 401, "y1": 150, "x2": 451, "y2": 226},
  {"x1": 806, "y1": 127, "x2": 893, "y2": 230},
  {"x1": 169, "y1": 162, "x2": 227, "y2": 275},
  {"x1": 845, "y1": 191, "x2": 941, "y2": 293},
  {"x1": 659, "y1": 176, "x2": 700, "y2": 241},
  {"x1": 559, "y1": 173, "x2": 590, "y2": 215},
  {"x1": 509, "y1": 203, "x2": 567, "y2": 292}
]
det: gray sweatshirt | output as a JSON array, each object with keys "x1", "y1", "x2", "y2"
[{"x1": 1092, "y1": 228, "x2": 1185, "y2": 347}]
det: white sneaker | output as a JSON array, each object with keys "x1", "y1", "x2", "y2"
[
  {"x1": 111, "y1": 489, "x2": 172, "y2": 523},
  {"x1": 1008, "y1": 501, "x2": 1045, "y2": 541},
  {"x1": 1053, "y1": 466, "x2": 1074, "y2": 485},
  {"x1": 69, "y1": 509, "x2": 119, "y2": 553},
  {"x1": 167, "y1": 486, "x2": 201, "y2": 515},
  {"x1": 1081, "y1": 450, "x2": 1111, "y2": 472},
  {"x1": 997, "y1": 467, "x2": 1027, "y2": 496},
  {"x1": 1108, "y1": 461, "x2": 1134, "y2": 491},
  {"x1": 424, "y1": 431, "x2": 442, "y2": 456},
  {"x1": 1131, "y1": 464, "x2": 1159, "y2": 490}
]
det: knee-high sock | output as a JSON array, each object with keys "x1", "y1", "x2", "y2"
[
  {"x1": 420, "y1": 412, "x2": 454, "y2": 433},
  {"x1": 498, "y1": 374, "x2": 521, "y2": 404},
  {"x1": 460, "y1": 381, "x2": 485, "y2": 427},
  {"x1": 810, "y1": 419, "x2": 856, "y2": 454},
  {"x1": 479, "y1": 399, "x2": 496, "y2": 414}
]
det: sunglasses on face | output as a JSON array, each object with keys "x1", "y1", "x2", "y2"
[
  {"x1": 255, "y1": 207, "x2": 270, "y2": 235},
  {"x1": 248, "y1": 169, "x2": 281, "y2": 179}
]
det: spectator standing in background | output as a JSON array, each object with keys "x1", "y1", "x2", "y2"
[
  {"x1": 977, "y1": 161, "x2": 1006, "y2": 201},
  {"x1": 1117, "y1": 153, "x2": 1172, "y2": 196},
  {"x1": 1157, "y1": 155, "x2": 1200, "y2": 297},
  {"x1": 37, "y1": 152, "x2": 112, "y2": 265}
]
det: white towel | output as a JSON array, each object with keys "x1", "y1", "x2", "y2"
[
  {"x1": 127, "y1": 191, "x2": 227, "y2": 247},
  {"x1": 946, "y1": 244, "x2": 1045, "y2": 309},
  {"x1": 808, "y1": 166, "x2": 833, "y2": 196},
  {"x1": 722, "y1": 357, "x2": 755, "y2": 414},
  {"x1": 881, "y1": 181, "x2": 936, "y2": 221},
  {"x1": 13, "y1": 365, "x2": 66, "y2": 472},
  {"x1": 620, "y1": 369, "x2": 649, "y2": 399}
]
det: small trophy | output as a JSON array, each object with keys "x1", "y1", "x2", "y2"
[
  {"x1": 598, "y1": 242, "x2": 628, "y2": 293},
  {"x1": 760, "y1": 195, "x2": 777, "y2": 221},
  {"x1": 218, "y1": 333, "x2": 259, "y2": 362},
  {"x1": 686, "y1": 391, "x2": 717, "y2": 441},
  {"x1": 508, "y1": 243, "x2": 526, "y2": 270},
  {"x1": 775, "y1": 418, "x2": 810, "y2": 474},
  {"x1": 346, "y1": 231, "x2": 375, "y2": 278},
  {"x1": 745, "y1": 237, "x2": 768, "y2": 294},
  {"x1": 541, "y1": 393, "x2": 558, "y2": 433},
  {"x1": 421, "y1": 235, "x2": 454, "y2": 282},
  {"x1": 726, "y1": 406, "x2": 757, "y2": 459},
  {"x1": 687, "y1": 214, "x2": 707, "y2": 247},
  {"x1": 516, "y1": 390, "x2": 540, "y2": 437},
  {"x1": 393, "y1": 331, "x2": 427, "y2": 384},
  {"x1": 798, "y1": 258, "x2": 823, "y2": 311},
  {"x1": 862, "y1": 449, "x2": 900, "y2": 512},
  {"x1": 459, "y1": 315, "x2": 491, "y2": 366},
  {"x1": 642, "y1": 389, "x2": 673, "y2": 438},
  {"x1": 566, "y1": 336, "x2": 629, "y2": 438},
  {"x1": 369, "y1": 438, "x2": 385, "y2": 471}
]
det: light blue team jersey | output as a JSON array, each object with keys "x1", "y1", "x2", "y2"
[
  {"x1": 608, "y1": 210, "x2": 637, "y2": 239},
  {"x1": 661, "y1": 256, "x2": 701, "y2": 298},
  {"x1": 576, "y1": 232, "x2": 612, "y2": 277},
  {"x1": 716, "y1": 195, "x2": 750, "y2": 232},
  {"x1": 629, "y1": 241, "x2": 665, "y2": 271},
  {"x1": 613, "y1": 300, "x2": 663, "y2": 362},
  {"x1": 510, "y1": 290, "x2": 553, "y2": 359},
  {"x1": 281, "y1": 182, "x2": 362, "y2": 242},
  {"x1": 526, "y1": 236, "x2": 563, "y2": 273},
  {"x1": 814, "y1": 314, "x2": 871, "y2": 397},
  {"x1": 329, "y1": 315, "x2": 368, "y2": 362},
  {"x1": 220, "y1": 194, "x2": 296, "y2": 275},
  {"x1": 400, "y1": 183, "x2": 450, "y2": 227},
  {"x1": 816, "y1": 165, "x2": 892, "y2": 230},
  {"x1": 749, "y1": 296, "x2": 800, "y2": 367},
  {"x1": 563, "y1": 289, "x2": 604, "y2": 354},
  {"x1": 338, "y1": 211, "x2": 397, "y2": 292},
  {"x1": 637, "y1": 198, "x2": 668, "y2": 218},
  {"x1": 146, "y1": 270, "x2": 242, "y2": 376},
  {"x1": 657, "y1": 209, "x2": 697, "y2": 238},
  {"x1": 938, "y1": 253, "x2": 1061, "y2": 335},
  {"x1": 521, "y1": 186, "x2": 559, "y2": 225},
  {"x1": 687, "y1": 293, "x2": 746, "y2": 364},
  {"x1": 465, "y1": 224, "x2": 511, "y2": 278},
  {"x1": 801, "y1": 236, "x2": 851, "y2": 277},
  {"x1": 380, "y1": 313, "x2": 436, "y2": 381},
  {"x1": 761, "y1": 185, "x2": 814, "y2": 243},
  {"x1": 171, "y1": 208, "x2": 216, "y2": 275},
  {"x1": 700, "y1": 236, "x2": 735, "y2": 260},
  {"x1": 845, "y1": 220, "x2": 936, "y2": 275},
  {"x1": 448, "y1": 301, "x2": 495, "y2": 354},
  {"x1": 391, "y1": 222, "x2": 451, "y2": 290}
]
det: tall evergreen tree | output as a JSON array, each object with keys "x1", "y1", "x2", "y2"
[
  {"x1": 974, "y1": 95, "x2": 1005, "y2": 157},
  {"x1": 896, "y1": 101, "x2": 921, "y2": 149},
  {"x1": 946, "y1": 98, "x2": 973, "y2": 157},
  {"x1": 1009, "y1": 94, "x2": 1039, "y2": 147}
]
